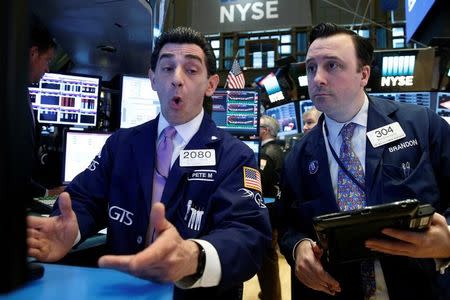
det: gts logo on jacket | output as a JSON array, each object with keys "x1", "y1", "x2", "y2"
[{"x1": 109, "y1": 206, "x2": 134, "y2": 225}]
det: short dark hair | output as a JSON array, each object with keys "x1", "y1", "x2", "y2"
[
  {"x1": 30, "y1": 15, "x2": 56, "y2": 53},
  {"x1": 150, "y1": 27, "x2": 217, "y2": 76},
  {"x1": 309, "y1": 23, "x2": 374, "y2": 70}
]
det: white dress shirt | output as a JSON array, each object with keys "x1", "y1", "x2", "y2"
[
  {"x1": 322, "y1": 95, "x2": 389, "y2": 300},
  {"x1": 157, "y1": 110, "x2": 222, "y2": 288}
]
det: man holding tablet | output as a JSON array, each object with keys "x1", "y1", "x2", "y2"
[{"x1": 278, "y1": 23, "x2": 450, "y2": 300}]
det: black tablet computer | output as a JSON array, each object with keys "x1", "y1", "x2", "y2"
[{"x1": 313, "y1": 199, "x2": 435, "y2": 264}]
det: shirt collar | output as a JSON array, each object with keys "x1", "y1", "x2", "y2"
[
  {"x1": 324, "y1": 94, "x2": 369, "y2": 144},
  {"x1": 261, "y1": 137, "x2": 275, "y2": 147},
  {"x1": 157, "y1": 109, "x2": 204, "y2": 143}
]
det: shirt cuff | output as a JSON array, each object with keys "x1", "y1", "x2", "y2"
[
  {"x1": 435, "y1": 258, "x2": 450, "y2": 274},
  {"x1": 73, "y1": 230, "x2": 81, "y2": 247},
  {"x1": 292, "y1": 238, "x2": 315, "y2": 262},
  {"x1": 175, "y1": 239, "x2": 221, "y2": 289}
]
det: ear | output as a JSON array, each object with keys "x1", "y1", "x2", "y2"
[
  {"x1": 360, "y1": 65, "x2": 371, "y2": 87},
  {"x1": 205, "y1": 74, "x2": 220, "y2": 97},
  {"x1": 29, "y1": 46, "x2": 39, "y2": 59},
  {"x1": 148, "y1": 68, "x2": 157, "y2": 91}
]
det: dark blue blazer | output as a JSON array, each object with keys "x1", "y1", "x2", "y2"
[
  {"x1": 58, "y1": 113, "x2": 271, "y2": 299},
  {"x1": 278, "y1": 97, "x2": 450, "y2": 299}
]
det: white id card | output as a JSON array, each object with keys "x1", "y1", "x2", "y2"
[
  {"x1": 180, "y1": 149, "x2": 216, "y2": 167},
  {"x1": 366, "y1": 122, "x2": 406, "y2": 148}
]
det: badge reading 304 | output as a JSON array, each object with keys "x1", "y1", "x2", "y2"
[{"x1": 180, "y1": 149, "x2": 216, "y2": 167}]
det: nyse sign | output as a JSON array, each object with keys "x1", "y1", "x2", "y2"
[
  {"x1": 220, "y1": 1, "x2": 279, "y2": 23},
  {"x1": 191, "y1": 0, "x2": 311, "y2": 33},
  {"x1": 381, "y1": 76, "x2": 414, "y2": 87}
]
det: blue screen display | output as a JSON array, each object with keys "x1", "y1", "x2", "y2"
[{"x1": 405, "y1": 0, "x2": 436, "y2": 42}]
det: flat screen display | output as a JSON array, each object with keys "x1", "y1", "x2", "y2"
[
  {"x1": 260, "y1": 72, "x2": 284, "y2": 103},
  {"x1": 369, "y1": 91, "x2": 432, "y2": 108},
  {"x1": 265, "y1": 102, "x2": 299, "y2": 139},
  {"x1": 62, "y1": 130, "x2": 112, "y2": 184},
  {"x1": 436, "y1": 92, "x2": 450, "y2": 124},
  {"x1": 120, "y1": 75, "x2": 160, "y2": 128},
  {"x1": 29, "y1": 73, "x2": 101, "y2": 126},
  {"x1": 211, "y1": 88, "x2": 259, "y2": 137},
  {"x1": 242, "y1": 139, "x2": 260, "y2": 166},
  {"x1": 367, "y1": 48, "x2": 435, "y2": 93}
]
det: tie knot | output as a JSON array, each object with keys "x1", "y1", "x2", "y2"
[
  {"x1": 163, "y1": 126, "x2": 177, "y2": 140},
  {"x1": 340, "y1": 122, "x2": 356, "y2": 142}
]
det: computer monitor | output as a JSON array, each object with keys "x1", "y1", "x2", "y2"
[
  {"x1": 242, "y1": 139, "x2": 260, "y2": 166},
  {"x1": 259, "y1": 72, "x2": 285, "y2": 104},
  {"x1": 289, "y1": 61, "x2": 310, "y2": 100},
  {"x1": 265, "y1": 102, "x2": 299, "y2": 139},
  {"x1": 211, "y1": 88, "x2": 259, "y2": 137},
  {"x1": 120, "y1": 75, "x2": 160, "y2": 128},
  {"x1": 29, "y1": 72, "x2": 101, "y2": 127},
  {"x1": 367, "y1": 48, "x2": 436, "y2": 93},
  {"x1": 436, "y1": 91, "x2": 450, "y2": 124},
  {"x1": 62, "y1": 130, "x2": 112, "y2": 185},
  {"x1": 369, "y1": 91, "x2": 432, "y2": 108}
]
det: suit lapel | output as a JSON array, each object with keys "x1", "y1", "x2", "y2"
[
  {"x1": 305, "y1": 119, "x2": 339, "y2": 211},
  {"x1": 365, "y1": 97, "x2": 397, "y2": 205},
  {"x1": 132, "y1": 119, "x2": 158, "y2": 214}
]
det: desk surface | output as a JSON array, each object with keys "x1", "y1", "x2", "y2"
[{"x1": 3, "y1": 264, "x2": 173, "y2": 300}]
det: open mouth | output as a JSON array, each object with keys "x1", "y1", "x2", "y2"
[{"x1": 170, "y1": 96, "x2": 183, "y2": 108}]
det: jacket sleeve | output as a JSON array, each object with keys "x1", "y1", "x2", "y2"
[
  {"x1": 199, "y1": 144, "x2": 272, "y2": 288},
  {"x1": 427, "y1": 109, "x2": 450, "y2": 218},
  {"x1": 52, "y1": 135, "x2": 114, "y2": 240}
]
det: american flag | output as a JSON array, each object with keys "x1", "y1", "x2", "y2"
[
  {"x1": 243, "y1": 167, "x2": 262, "y2": 192},
  {"x1": 226, "y1": 59, "x2": 245, "y2": 89}
]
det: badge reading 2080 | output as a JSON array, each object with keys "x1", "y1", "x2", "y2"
[{"x1": 180, "y1": 149, "x2": 216, "y2": 167}]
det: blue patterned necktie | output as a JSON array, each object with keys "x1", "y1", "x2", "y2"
[{"x1": 336, "y1": 122, "x2": 375, "y2": 299}]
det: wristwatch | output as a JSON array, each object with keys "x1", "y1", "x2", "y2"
[
  {"x1": 195, "y1": 243, "x2": 206, "y2": 278},
  {"x1": 179, "y1": 242, "x2": 206, "y2": 286}
]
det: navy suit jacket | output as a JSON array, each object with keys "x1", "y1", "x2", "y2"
[
  {"x1": 278, "y1": 96, "x2": 450, "y2": 299},
  {"x1": 57, "y1": 113, "x2": 271, "y2": 299}
]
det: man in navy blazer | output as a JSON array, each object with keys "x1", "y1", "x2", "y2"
[
  {"x1": 27, "y1": 27, "x2": 271, "y2": 299},
  {"x1": 278, "y1": 23, "x2": 450, "y2": 299}
]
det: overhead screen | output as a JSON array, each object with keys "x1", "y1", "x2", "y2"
[
  {"x1": 120, "y1": 75, "x2": 160, "y2": 128},
  {"x1": 367, "y1": 48, "x2": 436, "y2": 93},
  {"x1": 29, "y1": 73, "x2": 101, "y2": 127},
  {"x1": 405, "y1": 0, "x2": 436, "y2": 42},
  {"x1": 211, "y1": 88, "x2": 259, "y2": 137}
]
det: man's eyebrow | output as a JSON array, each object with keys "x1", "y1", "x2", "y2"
[
  {"x1": 184, "y1": 54, "x2": 203, "y2": 64},
  {"x1": 306, "y1": 55, "x2": 343, "y2": 64},
  {"x1": 158, "y1": 53, "x2": 203, "y2": 64}
]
